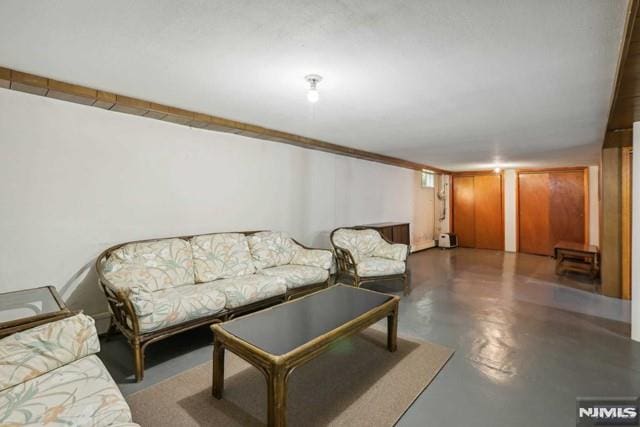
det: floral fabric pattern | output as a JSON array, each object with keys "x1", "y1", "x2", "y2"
[
  {"x1": 290, "y1": 245, "x2": 333, "y2": 269},
  {"x1": 204, "y1": 274, "x2": 287, "y2": 309},
  {"x1": 0, "y1": 314, "x2": 100, "y2": 392},
  {"x1": 372, "y1": 240, "x2": 408, "y2": 261},
  {"x1": 0, "y1": 354, "x2": 137, "y2": 427},
  {"x1": 191, "y1": 233, "x2": 255, "y2": 282},
  {"x1": 103, "y1": 238, "x2": 194, "y2": 292},
  {"x1": 260, "y1": 265, "x2": 329, "y2": 289},
  {"x1": 356, "y1": 257, "x2": 406, "y2": 277},
  {"x1": 135, "y1": 283, "x2": 226, "y2": 332},
  {"x1": 332, "y1": 229, "x2": 382, "y2": 262},
  {"x1": 247, "y1": 231, "x2": 298, "y2": 270}
]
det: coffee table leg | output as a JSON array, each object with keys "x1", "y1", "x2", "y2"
[
  {"x1": 267, "y1": 366, "x2": 288, "y2": 427},
  {"x1": 387, "y1": 303, "x2": 398, "y2": 352},
  {"x1": 212, "y1": 337, "x2": 225, "y2": 398}
]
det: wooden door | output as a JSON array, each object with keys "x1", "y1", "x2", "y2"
[
  {"x1": 474, "y1": 175, "x2": 504, "y2": 250},
  {"x1": 548, "y1": 170, "x2": 586, "y2": 248},
  {"x1": 453, "y1": 176, "x2": 476, "y2": 247},
  {"x1": 518, "y1": 173, "x2": 551, "y2": 255}
]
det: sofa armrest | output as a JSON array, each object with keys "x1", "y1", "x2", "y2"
[
  {"x1": 372, "y1": 240, "x2": 408, "y2": 261},
  {"x1": 0, "y1": 313, "x2": 100, "y2": 392},
  {"x1": 290, "y1": 241, "x2": 333, "y2": 270}
]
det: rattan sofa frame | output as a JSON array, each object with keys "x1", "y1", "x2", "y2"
[
  {"x1": 330, "y1": 226, "x2": 410, "y2": 295},
  {"x1": 96, "y1": 230, "x2": 330, "y2": 382}
]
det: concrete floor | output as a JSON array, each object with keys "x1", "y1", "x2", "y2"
[{"x1": 100, "y1": 248, "x2": 640, "y2": 427}]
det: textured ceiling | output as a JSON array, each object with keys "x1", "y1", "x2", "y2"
[{"x1": 0, "y1": 0, "x2": 628, "y2": 170}]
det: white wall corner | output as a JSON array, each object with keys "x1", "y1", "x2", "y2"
[
  {"x1": 632, "y1": 123, "x2": 640, "y2": 342},
  {"x1": 588, "y1": 165, "x2": 600, "y2": 247},
  {"x1": 503, "y1": 169, "x2": 517, "y2": 252}
]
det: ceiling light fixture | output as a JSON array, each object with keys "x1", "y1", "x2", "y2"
[{"x1": 305, "y1": 74, "x2": 322, "y2": 103}]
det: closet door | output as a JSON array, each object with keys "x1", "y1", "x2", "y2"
[
  {"x1": 474, "y1": 175, "x2": 504, "y2": 250},
  {"x1": 453, "y1": 176, "x2": 476, "y2": 248},
  {"x1": 549, "y1": 170, "x2": 586, "y2": 248},
  {"x1": 518, "y1": 169, "x2": 587, "y2": 256},
  {"x1": 518, "y1": 173, "x2": 551, "y2": 255}
]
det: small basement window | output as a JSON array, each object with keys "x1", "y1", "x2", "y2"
[{"x1": 421, "y1": 171, "x2": 435, "y2": 188}]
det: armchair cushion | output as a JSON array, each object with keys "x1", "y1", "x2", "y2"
[
  {"x1": 0, "y1": 354, "x2": 135, "y2": 427},
  {"x1": 356, "y1": 257, "x2": 406, "y2": 277},
  {"x1": 191, "y1": 233, "x2": 255, "y2": 282},
  {"x1": 135, "y1": 283, "x2": 226, "y2": 333},
  {"x1": 0, "y1": 313, "x2": 99, "y2": 392},
  {"x1": 103, "y1": 238, "x2": 194, "y2": 292},
  {"x1": 248, "y1": 231, "x2": 298, "y2": 269},
  {"x1": 204, "y1": 274, "x2": 287, "y2": 309},
  {"x1": 290, "y1": 246, "x2": 333, "y2": 269},
  {"x1": 260, "y1": 265, "x2": 329, "y2": 289},
  {"x1": 332, "y1": 228, "x2": 382, "y2": 262},
  {"x1": 372, "y1": 240, "x2": 408, "y2": 261}
]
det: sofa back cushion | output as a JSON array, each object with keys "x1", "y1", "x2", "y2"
[
  {"x1": 247, "y1": 231, "x2": 298, "y2": 270},
  {"x1": 103, "y1": 238, "x2": 194, "y2": 292},
  {"x1": 332, "y1": 228, "x2": 382, "y2": 262},
  {"x1": 0, "y1": 313, "x2": 100, "y2": 392},
  {"x1": 191, "y1": 233, "x2": 256, "y2": 282}
]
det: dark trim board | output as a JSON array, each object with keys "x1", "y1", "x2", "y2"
[{"x1": 0, "y1": 66, "x2": 447, "y2": 173}]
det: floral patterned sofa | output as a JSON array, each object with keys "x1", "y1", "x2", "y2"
[
  {"x1": 331, "y1": 227, "x2": 410, "y2": 294},
  {"x1": 0, "y1": 313, "x2": 138, "y2": 427},
  {"x1": 96, "y1": 230, "x2": 332, "y2": 381}
]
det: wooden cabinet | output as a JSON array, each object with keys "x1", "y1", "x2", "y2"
[
  {"x1": 518, "y1": 169, "x2": 587, "y2": 256},
  {"x1": 452, "y1": 173, "x2": 504, "y2": 250},
  {"x1": 359, "y1": 222, "x2": 410, "y2": 245}
]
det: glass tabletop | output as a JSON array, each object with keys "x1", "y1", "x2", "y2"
[
  {"x1": 0, "y1": 287, "x2": 65, "y2": 324},
  {"x1": 220, "y1": 285, "x2": 393, "y2": 356}
]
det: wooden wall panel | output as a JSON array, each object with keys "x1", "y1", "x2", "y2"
[
  {"x1": 549, "y1": 171, "x2": 586, "y2": 248},
  {"x1": 474, "y1": 175, "x2": 504, "y2": 250},
  {"x1": 518, "y1": 173, "x2": 551, "y2": 255},
  {"x1": 453, "y1": 176, "x2": 476, "y2": 248}
]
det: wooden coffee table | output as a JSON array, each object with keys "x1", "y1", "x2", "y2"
[
  {"x1": 211, "y1": 284, "x2": 400, "y2": 427},
  {"x1": 554, "y1": 241, "x2": 600, "y2": 279}
]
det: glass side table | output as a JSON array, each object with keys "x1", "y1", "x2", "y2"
[{"x1": 0, "y1": 286, "x2": 72, "y2": 338}]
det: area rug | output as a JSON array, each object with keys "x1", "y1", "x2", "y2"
[{"x1": 127, "y1": 328, "x2": 453, "y2": 426}]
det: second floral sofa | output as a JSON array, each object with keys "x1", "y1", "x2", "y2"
[{"x1": 96, "y1": 230, "x2": 332, "y2": 381}]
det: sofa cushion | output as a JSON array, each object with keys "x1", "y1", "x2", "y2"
[
  {"x1": 103, "y1": 238, "x2": 194, "y2": 292},
  {"x1": 0, "y1": 313, "x2": 100, "y2": 392},
  {"x1": 372, "y1": 240, "x2": 408, "y2": 261},
  {"x1": 332, "y1": 229, "x2": 382, "y2": 262},
  {"x1": 290, "y1": 246, "x2": 333, "y2": 269},
  {"x1": 247, "y1": 231, "x2": 298, "y2": 269},
  {"x1": 204, "y1": 274, "x2": 287, "y2": 309},
  {"x1": 135, "y1": 283, "x2": 227, "y2": 333},
  {"x1": 191, "y1": 233, "x2": 255, "y2": 282},
  {"x1": 356, "y1": 257, "x2": 406, "y2": 277},
  {"x1": 261, "y1": 265, "x2": 329, "y2": 289},
  {"x1": 0, "y1": 354, "x2": 137, "y2": 426}
]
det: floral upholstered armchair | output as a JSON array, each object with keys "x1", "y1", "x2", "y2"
[
  {"x1": 0, "y1": 313, "x2": 138, "y2": 426},
  {"x1": 331, "y1": 227, "x2": 410, "y2": 294}
]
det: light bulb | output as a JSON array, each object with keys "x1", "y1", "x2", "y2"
[
  {"x1": 493, "y1": 167, "x2": 502, "y2": 173},
  {"x1": 307, "y1": 88, "x2": 319, "y2": 103}
]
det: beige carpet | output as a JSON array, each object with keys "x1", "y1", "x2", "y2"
[{"x1": 127, "y1": 328, "x2": 453, "y2": 426}]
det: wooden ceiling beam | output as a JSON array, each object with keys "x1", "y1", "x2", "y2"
[
  {"x1": 605, "y1": 0, "x2": 640, "y2": 136},
  {"x1": 0, "y1": 66, "x2": 448, "y2": 173}
]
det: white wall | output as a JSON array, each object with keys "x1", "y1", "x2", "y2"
[
  {"x1": 503, "y1": 170, "x2": 518, "y2": 252},
  {"x1": 412, "y1": 173, "x2": 436, "y2": 251},
  {"x1": 632, "y1": 123, "x2": 640, "y2": 342},
  {"x1": 0, "y1": 88, "x2": 429, "y2": 323}
]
